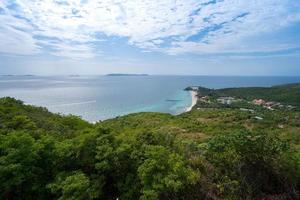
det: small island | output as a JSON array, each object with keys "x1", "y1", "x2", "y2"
[{"x1": 106, "y1": 73, "x2": 149, "y2": 76}]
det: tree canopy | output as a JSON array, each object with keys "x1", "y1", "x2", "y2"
[{"x1": 0, "y1": 96, "x2": 299, "y2": 199}]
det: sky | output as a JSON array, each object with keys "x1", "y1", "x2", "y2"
[{"x1": 0, "y1": 0, "x2": 300, "y2": 76}]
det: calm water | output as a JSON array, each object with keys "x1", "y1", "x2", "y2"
[{"x1": 0, "y1": 75, "x2": 300, "y2": 122}]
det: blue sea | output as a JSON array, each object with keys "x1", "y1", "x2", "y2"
[{"x1": 0, "y1": 75, "x2": 300, "y2": 122}]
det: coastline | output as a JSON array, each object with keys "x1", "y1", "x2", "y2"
[{"x1": 186, "y1": 91, "x2": 197, "y2": 112}]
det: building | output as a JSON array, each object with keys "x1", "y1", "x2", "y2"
[
  {"x1": 252, "y1": 99, "x2": 265, "y2": 105},
  {"x1": 188, "y1": 86, "x2": 199, "y2": 91},
  {"x1": 254, "y1": 116, "x2": 263, "y2": 120},
  {"x1": 217, "y1": 97, "x2": 235, "y2": 105},
  {"x1": 265, "y1": 106, "x2": 275, "y2": 111},
  {"x1": 240, "y1": 108, "x2": 254, "y2": 113},
  {"x1": 287, "y1": 105, "x2": 295, "y2": 110},
  {"x1": 199, "y1": 96, "x2": 210, "y2": 103}
]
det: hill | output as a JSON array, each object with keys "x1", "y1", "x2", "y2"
[{"x1": 0, "y1": 84, "x2": 300, "y2": 199}]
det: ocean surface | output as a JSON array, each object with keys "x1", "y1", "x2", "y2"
[{"x1": 0, "y1": 75, "x2": 300, "y2": 122}]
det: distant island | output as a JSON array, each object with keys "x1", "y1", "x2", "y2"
[
  {"x1": 0, "y1": 74, "x2": 35, "y2": 77},
  {"x1": 68, "y1": 75, "x2": 80, "y2": 77},
  {"x1": 106, "y1": 73, "x2": 149, "y2": 76}
]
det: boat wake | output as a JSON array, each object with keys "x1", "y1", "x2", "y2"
[{"x1": 49, "y1": 100, "x2": 97, "y2": 107}]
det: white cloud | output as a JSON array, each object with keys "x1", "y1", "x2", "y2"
[
  {"x1": 0, "y1": 14, "x2": 40, "y2": 55},
  {"x1": 0, "y1": 0, "x2": 299, "y2": 58}
]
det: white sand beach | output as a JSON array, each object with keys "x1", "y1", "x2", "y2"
[{"x1": 186, "y1": 91, "x2": 197, "y2": 112}]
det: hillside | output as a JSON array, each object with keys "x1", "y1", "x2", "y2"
[
  {"x1": 195, "y1": 83, "x2": 300, "y2": 108},
  {"x1": 0, "y1": 89, "x2": 300, "y2": 199}
]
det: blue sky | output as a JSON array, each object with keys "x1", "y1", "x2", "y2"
[{"x1": 0, "y1": 0, "x2": 300, "y2": 75}]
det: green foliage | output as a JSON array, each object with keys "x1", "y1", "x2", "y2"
[
  {"x1": 204, "y1": 131, "x2": 292, "y2": 199},
  {"x1": 48, "y1": 171, "x2": 100, "y2": 200},
  {"x1": 0, "y1": 132, "x2": 39, "y2": 197},
  {"x1": 0, "y1": 97, "x2": 299, "y2": 199},
  {"x1": 138, "y1": 145, "x2": 197, "y2": 199}
]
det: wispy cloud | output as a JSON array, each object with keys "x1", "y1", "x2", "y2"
[{"x1": 0, "y1": 0, "x2": 299, "y2": 59}]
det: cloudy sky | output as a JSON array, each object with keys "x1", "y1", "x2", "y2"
[{"x1": 0, "y1": 0, "x2": 300, "y2": 75}]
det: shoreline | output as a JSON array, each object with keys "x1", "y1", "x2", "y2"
[{"x1": 186, "y1": 91, "x2": 198, "y2": 112}]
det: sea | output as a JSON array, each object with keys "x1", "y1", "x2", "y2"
[{"x1": 0, "y1": 75, "x2": 300, "y2": 122}]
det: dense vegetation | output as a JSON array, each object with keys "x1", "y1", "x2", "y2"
[
  {"x1": 194, "y1": 83, "x2": 300, "y2": 109},
  {"x1": 1, "y1": 84, "x2": 300, "y2": 199}
]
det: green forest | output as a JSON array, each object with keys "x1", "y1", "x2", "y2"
[{"x1": 0, "y1": 84, "x2": 300, "y2": 199}]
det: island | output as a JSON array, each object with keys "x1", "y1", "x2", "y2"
[
  {"x1": 0, "y1": 83, "x2": 299, "y2": 200},
  {"x1": 0, "y1": 74, "x2": 35, "y2": 77},
  {"x1": 68, "y1": 74, "x2": 80, "y2": 77},
  {"x1": 106, "y1": 73, "x2": 149, "y2": 76}
]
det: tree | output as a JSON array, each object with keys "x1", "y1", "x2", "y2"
[
  {"x1": 0, "y1": 131, "x2": 40, "y2": 199},
  {"x1": 205, "y1": 131, "x2": 296, "y2": 199},
  {"x1": 47, "y1": 171, "x2": 100, "y2": 200},
  {"x1": 138, "y1": 145, "x2": 197, "y2": 199}
]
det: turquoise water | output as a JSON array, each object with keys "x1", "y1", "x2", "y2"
[{"x1": 0, "y1": 75, "x2": 299, "y2": 122}]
